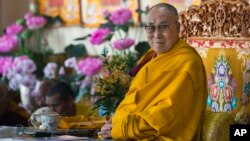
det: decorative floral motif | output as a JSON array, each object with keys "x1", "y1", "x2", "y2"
[
  {"x1": 235, "y1": 49, "x2": 250, "y2": 124},
  {"x1": 179, "y1": 0, "x2": 250, "y2": 39},
  {"x1": 210, "y1": 84, "x2": 219, "y2": 101},
  {"x1": 212, "y1": 102, "x2": 219, "y2": 112},
  {"x1": 224, "y1": 86, "x2": 233, "y2": 102},
  {"x1": 188, "y1": 38, "x2": 250, "y2": 49},
  {"x1": 207, "y1": 51, "x2": 237, "y2": 113}
]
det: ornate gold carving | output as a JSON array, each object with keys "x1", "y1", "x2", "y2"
[{"x1": 179, "y1": 0, "x2": 250, "y2": 39}]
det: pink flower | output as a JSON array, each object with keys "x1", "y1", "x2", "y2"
[
  {"x1": 43, "y1": 62, "x2": 58, "y2": 79},
  {"x1": 102, "y1": 68, "x2": 110, "y2": 77},
  {"x1": 109, "y1": 8, "x2": 132, "y2": 25},
  {"x1": 0, "y1": 56, "x2": 13, "y2": 76},
  {"x1": 8, "y1": 76, "x2": 20, "y2": 91},
  {"x1": 103, "y1": 10, "x2": 110, "y2": 18},
  {"x1": 24, "y1": 12, "x2": 33, "y2": 20},
  {"x1": 22, "y1": 74, "x2": 37, "y2": 88},
  {"x1": 12, "y1": 55, "x2": 29, "y2": 67},
  {"x1": 26, "y1": 15, "x2": 47, "y2": 29},
  {"x1": 89, "y1": 28, "x2": 111, "y2": 45},
  {"x1": 14, "y1": 58, "x2": 37, "y2": 74},
  {"x1": 5, "y1": 55, "x2": 37, "y2": 91},
  {"x1": 6, "y1": 23, "x2": 23, "y2": 35},
  {"x1": 11, "y1": 55, "x2": 37, "y2": 74},
  {"x1": 77, "y1": 57, "x2": 102, "y2": 77},
  {"x1": 0, "y1": 34, "x2": 18, "y2": 52},
  {"x1": 64, "y1": 57, "x2": 77, "y2": 68},
  {"x1": 112, "y1": 38, "x2": 135, "y2": 50},
  {"x1": 59, "y1": 66, "x2": 66, "y2": 76}
]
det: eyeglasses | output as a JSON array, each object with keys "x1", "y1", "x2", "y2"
[
  {"x1": 145, "y1": 24, "x2": 170, "y2": 34},
  {"x1": 145, "y1": 22, "x2": 177, "y2": 34}
]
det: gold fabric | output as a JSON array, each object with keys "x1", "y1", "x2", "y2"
[
  {"x1": 111, "y1": 39, "x2": 208, "y2": 140},
  {"x1": 193, "y1": 47, "x2": 250, "y2": 124},
  {"x1": 201, "y1": 111, "x2": 235, "y2": 141},
  {"x1": 75, "y1": 103, "x2": 93, "y2": 116},
  {"x1": 76, "y1": 95, "x2": 98, "y2": 117},
  {"x1": 58, "y1": 115, "x2": 106, "y2": 129}
]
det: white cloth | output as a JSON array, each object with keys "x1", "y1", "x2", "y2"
[{"x1": 0, "y1": 126, "x2": 17, "y2": 138}]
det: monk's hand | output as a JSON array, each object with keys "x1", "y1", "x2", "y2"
[{"x1": 98, "y1": 119, "x2": 112, "y2": 139}]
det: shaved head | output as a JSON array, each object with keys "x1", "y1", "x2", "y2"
[
  {"x1": 147, "y1": 3, "x2": 179, "y2": 19},
  {"x1": 145, "y1": 3, "x2": 180, "y2": 54}
]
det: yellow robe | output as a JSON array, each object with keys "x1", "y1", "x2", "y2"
[{"x1": 111, "y1": 39, "x2": 208, "y2": 141}]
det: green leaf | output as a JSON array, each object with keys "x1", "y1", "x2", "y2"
[
  {"x1": 16, "y1": 18, "x2": 25, "y2": 25},
  {"x1": 115, "y1": 24, "x2": 129, "y2": 32},
  {"x1": 74, "y1": 34, "x2": 91, "y2": 41},
  {"x1": 64, "y1": 44, "x2": 88, "y2": 58},
  {"x1": 20, "y1": 30, "x2": 32, "y2": 39},
  {"x1": 13, "y1": 48, "x2": 33, "y2": 57},
  {"x1": 44, "y1": 15, "x2": 62, "y2": 27},
  {"x1": 100, "y1": 22, "x2": 114, "y2": 31},
  {"x1": 135, "y1": 41, "x2": 150, "y2": 58},
  {"x1": 74, "y1": 73, "x2": 85, "y2": 81},
  {"x1": 103, "y1": 33, "x2": 113, "y2": 41}
]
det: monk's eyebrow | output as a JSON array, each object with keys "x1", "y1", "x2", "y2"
[
  {"x1": 159, "y1": 21, "x2": 168, "y2": 24},
  {"x1": 146, "y1": 21, "x2": 169, "y2": 25}
]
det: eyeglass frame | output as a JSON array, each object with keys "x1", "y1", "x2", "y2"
[{"x1": 144, "y1": 21, "x2": 178, "y2": 34}]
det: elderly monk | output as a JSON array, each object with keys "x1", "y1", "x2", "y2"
[{"x1": 98, "y1": 3, "x2": 208, "y2": 140}]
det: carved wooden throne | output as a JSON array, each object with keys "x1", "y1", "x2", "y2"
[{"x1": 179, "y1": 0, "x2": 250, "y2": 140}]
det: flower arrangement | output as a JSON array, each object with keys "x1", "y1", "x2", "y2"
[
  {"x1": 0, "y1": 12, "x2": 48, "y2": 54},
  {"x1": 75, "y1": 8, "x2": 150, "y2": 116},
  {"x1": 42, "y1": 56, "x2": 103, "y2": 102},
  {"x1": 0, "y1": 11, "x2": 50, "y2": 93},
  {"x1": 92, "y1": 51, "x2": 133, "y2": 116},
  {"x1": 0, "y1": 6, "x2": 150, "y2": 115},
  {"x1": 0, "y1": 10, "x2": 66, "y2": 112},
  {"x1": 0, "y1": 55, "x2": 37, "y2": 91}
]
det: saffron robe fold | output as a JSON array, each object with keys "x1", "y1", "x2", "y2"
[{"x1": 111, "y1": 39, "x2": 208, "y2": 141}]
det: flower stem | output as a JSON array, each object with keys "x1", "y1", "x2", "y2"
[{"x1": 35, "y1": 29, "x2": 41, "y2": 53}]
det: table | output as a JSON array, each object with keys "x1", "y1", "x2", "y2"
[{"x1": 0, "y1": 126, "x2": 112, "y2": 141}]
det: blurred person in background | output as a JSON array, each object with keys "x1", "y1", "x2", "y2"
[
  {"x1": 33, "y1": 79, "x2": 57, "y2": 108},
  {"x1": 0, "y1": 82, "x2": 30, "y2": 126},
  {"x1": 45, "y1": 81, "x2": 97, "y2": 117}
]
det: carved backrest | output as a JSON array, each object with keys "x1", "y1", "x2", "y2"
[
  {"x1": 179, "y1": 0, "x2": 250, "y2": 125},
  {"x1": 179, "y1": 0, "x2": 250, "y2": 39}
]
